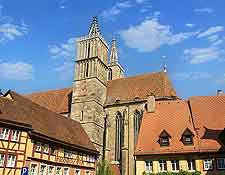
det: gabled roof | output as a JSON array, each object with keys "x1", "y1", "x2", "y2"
[
  {"x1": 135, "y1": 95, "x2": 225, "y2": 156},
  {"x1": 135, "y1": 100, "x2": 198, "y2": 155},
  {"x1": 106, "y1": 72, "x2": 177, "y2": 105},
  {"x1": 26, "y1": 88, "x2": 72, "y2": 114},
  {"x1": 189, "y1": 95, "x2": 225, "y2": 152},
  {"x1": 0, "y1": 91, "x2": 97, "y2": 154}
]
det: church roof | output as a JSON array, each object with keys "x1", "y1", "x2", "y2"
[
  {"x1": 0, "y1": 90, "x2": 98, "y2": 154},
  {"x1": 26, "y1": 87, "x2": 72, "y2": 114},
  {"x1": 105, "y1": 72, "x2": 177, "y2": 105},
  {"x1": 26, "y1": 72, "x2": 176, "y2": 113},
  {"x1": 135, "y1": 95, "x2": 225, "y2": 156}
]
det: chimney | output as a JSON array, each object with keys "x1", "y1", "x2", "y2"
[
  {"x1": 0, "y1": 89, "x2": 3, "y2": 97},
  {"x1": 217, "y1": 90, "x2": 224, "y2": 96},
  {"x1": 146, "y1": 95, "x2": 155, "y2": 113}
]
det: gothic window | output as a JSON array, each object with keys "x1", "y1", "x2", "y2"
[
  {"x1": 87, "y1": 42, "x2": 91, "y2": 58},
  {"x1": 108, "y1": 68, "x2": 112, "y2": 80},
  {"x1": 134, "y1": 110, "x2": 143, "y2": 146},
  {"x1": 115, "y1": 112, "x2": 124, "y2": 162},
  {"x1": 85, "y1": 62, "x2": 89, "y2": 77}
]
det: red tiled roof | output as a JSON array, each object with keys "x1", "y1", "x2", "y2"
[
  {"x1": 189, "y1": 95, "x2": 225, "y2": 152},
  {"x1": 106, "y1": 72, "x2": 177, "y2": 104},
  {"x1": 135, "y1": 96, "x2": 225, "y2": 156},
  {"x1": 26, "y1": 88, "x2": 72, "y2": 114},
  {"x1": 135, "y1": 100, "x2": 198, "y2": 155},
  {"x1": 0, "y1": 91, "x2": 98, "y2": 154}
]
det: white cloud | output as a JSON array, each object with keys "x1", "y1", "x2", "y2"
[
  {"x1": 48, "y1": 37, "x2": 76, "y2": 59},
  {"x1": 101, "y1": 1, "x2": 133, "y2": 20},
  {"x1": 54, "y1": 61, "x2": 74, "y2": 80},
  {"x1": 212, "y1": 39, "x2": 224, "y2": 46},
  {"x1": 119, "y1": 18, "x2": 198, "y2": 52},
  {"x1": 184, "y1": 46, "x2": 225, "y2": 64},
  {"x1": 185, "y1": 23, "x2": 195, "y2": 28},
  {"x1": 197, "y1": 26, "x2": 224, "y2": 38},
  {"x1": 174, "y1": 72, "x2": 212, "y2": 80},
  {"x1": 207, "y1": 35, "x2": 219, "y2": 42},
  {"x1": 136, "y1": 0, "x2": 148, "y2": 4},
  {"x1": 194, "y1": 8, "x2": 215, "y2": 14},
  {"x1": 0, "y1": 62, "x2": 34, "y2": 80}
]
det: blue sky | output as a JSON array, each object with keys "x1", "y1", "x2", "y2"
[{"x1": 0, "y1": 0, "x2": 225, "y2": 98}]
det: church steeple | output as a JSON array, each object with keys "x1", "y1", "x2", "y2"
[
  {"x1": 108, "y1": 38, "x2": 124, "y2": 80},
  {"x1": 88, "y1": 16, "x2": 101, "y2": 37},
  {"x1": 109, "y1": 38, "x2": 118, "y2": 65}
]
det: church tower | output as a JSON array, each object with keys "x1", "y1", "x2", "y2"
[
  {"x1": 108, "y1": 38, "x2": 124, "y2": 80},
  {"x1": 71, "y1": 17, "x2": 108, "y2": 152}
]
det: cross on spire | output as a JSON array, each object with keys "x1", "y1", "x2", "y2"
[
  {"x1": 88, "y1": 16, "x2": 101, "y2": 37},
  {"x1": 109, "y1": 37, "x2": 119, "y2": 64}
]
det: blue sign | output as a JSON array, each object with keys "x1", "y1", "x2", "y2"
[{"x1": 21, "y1": 167, "x2": 28, "y2": 175}]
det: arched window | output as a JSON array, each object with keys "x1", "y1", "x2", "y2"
[
  {"x1": 85, "y1": 62, "x2": 89, "y2": 77},
  {"x1": 134, "y1": 110, "x2": 143, "y2": 145},
  {"x1": 115, "y1": 112, "x2": 124, "y2": 162},
  {"x1": 108, "y1": 68, "x2": 112, "y2": 80}
]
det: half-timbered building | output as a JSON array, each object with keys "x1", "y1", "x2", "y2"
[{"x1": 0, "y1": 90, "x2": 98, "y2": 175}]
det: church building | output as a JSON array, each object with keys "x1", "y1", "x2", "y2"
[{"x1": 26, "y1": 17, "x2": 177, "y2": 175}]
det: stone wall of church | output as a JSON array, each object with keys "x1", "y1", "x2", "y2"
[
  {"x1": 71, "y1": 78, "x2": 107, "y2": 153},
  {"x1": 104, "y1": 101, "x2": 146, "y2": 175}
]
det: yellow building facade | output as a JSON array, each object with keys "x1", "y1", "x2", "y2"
[{"x1": 0, "y1": 91, "x2": 98, "y2": 175}]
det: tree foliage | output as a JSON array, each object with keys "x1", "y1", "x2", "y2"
[{"x1": 96, "y1": 160, "x2": 115, "y2": 175}]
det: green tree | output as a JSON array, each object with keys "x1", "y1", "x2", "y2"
[{"x1": 96, "y1": 160, "x2": 115, "y2": 175}]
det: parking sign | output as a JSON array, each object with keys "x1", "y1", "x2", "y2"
[{"x1": 21, "y1": 167, "x2": 28, "y2": 175}]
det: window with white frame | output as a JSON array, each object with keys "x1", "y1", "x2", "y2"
[
  {"x1": 11, "y1": 130, "x2": 20, "y2": 142},
  {"x1": 217, "y1": 158, "x2": 225, "y2": 170},
  {"x1": 6, "y1": 154, "x2": 16, "y2": 167},
  {"x1": 30, "y1": 164, "x2": 38, "y2": 175},
  {"x1": 56, "y1": 167, "x2": 62, "y2": 175},
  {"x1": 64, "y1": 150, "x2": 72, "y2": 158},
  {"x1": 0, "y1": 128, "x2": 10, "y2": 140},
  {"x1": 43, "y1": 144, "x2": 49, "y2": 154},
  {"x1": 75, "y1": 169, "x2": 81, "y2": 175},
  {"x1": 171, "y1": 160, "x2": 180, "y2": 172},
  {"x1": 63, "y1": 167, "x2": 69, "y2": 175},
  {"x1": 48, "y1": 165, "x2": 54, "y2": 175},
  {"x1": 0, "y1": 153, "x2": 5, "y2": 166},
  {"x1": 159, "y1": 160, "x2": 167, "y2": 172},
  {"x1": 145, "y1": 160, "x2": 153, "y2": 173},
  {"x1": 187, "y1": 159, "x2": 196, "y2": 171},
  {"x1": 39, "y1": 164, "x2": 47, "y2": 175},
  {"x1": 203, "y1": 159, "x2": 213, "y2": 170},
  {"x1": 35, "y1": 142, "x2": 42, "y2": 152}
]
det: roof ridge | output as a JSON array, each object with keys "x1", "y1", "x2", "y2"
[
  {"x1": 25, "y1": 87, "x2": 72, "y2": 96},
  {"x1": 107, "y1": 71, "x2": 165, "y2": 82}
]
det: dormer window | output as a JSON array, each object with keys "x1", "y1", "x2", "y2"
[
  {"x1": 182, "y1": 128, "x2": 194, "y2": 145},
  {"x1": 159, "y1": 130, "x2": 171, "y2": 146}
]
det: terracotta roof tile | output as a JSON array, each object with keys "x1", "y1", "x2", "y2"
[
  {"x1": 26, "y1": 88, "x2": 72, "y2": 114},
  {"x1": 0, "y1": 91, "x2": 97, "y2": 154},
  {"x1": 106, "y1": 72, "x2": 177, "y2": 104},
  {"x1": 135, "y1": 100, "x2": 197, "y2": 155},
  {"x1": 135, "y1": 96, "x2": 225, "y2": 156},
  {"x1": 189, "y1": 95, "x2": 225, "y2": 152}
]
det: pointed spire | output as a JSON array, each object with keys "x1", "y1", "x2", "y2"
[
  {"x1": 88, "y1": 16, "x2": 101, "y2": 37},
  {"x1": 161, "y1": 56, "x2": 167, "y2": 73},
  {"x1": 109, "y1": 37, "x2": 119, "y2": 64}
]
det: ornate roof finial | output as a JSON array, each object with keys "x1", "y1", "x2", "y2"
[
  {"x1": 109, "y1": 37, "x2": 119, "y2": 64},
  {"x1": 88, "y1": 16, "x2": 101, "y2": 37},
  {"x1": 161, "y1": 56, "x2": 167, "y2": 73}
]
